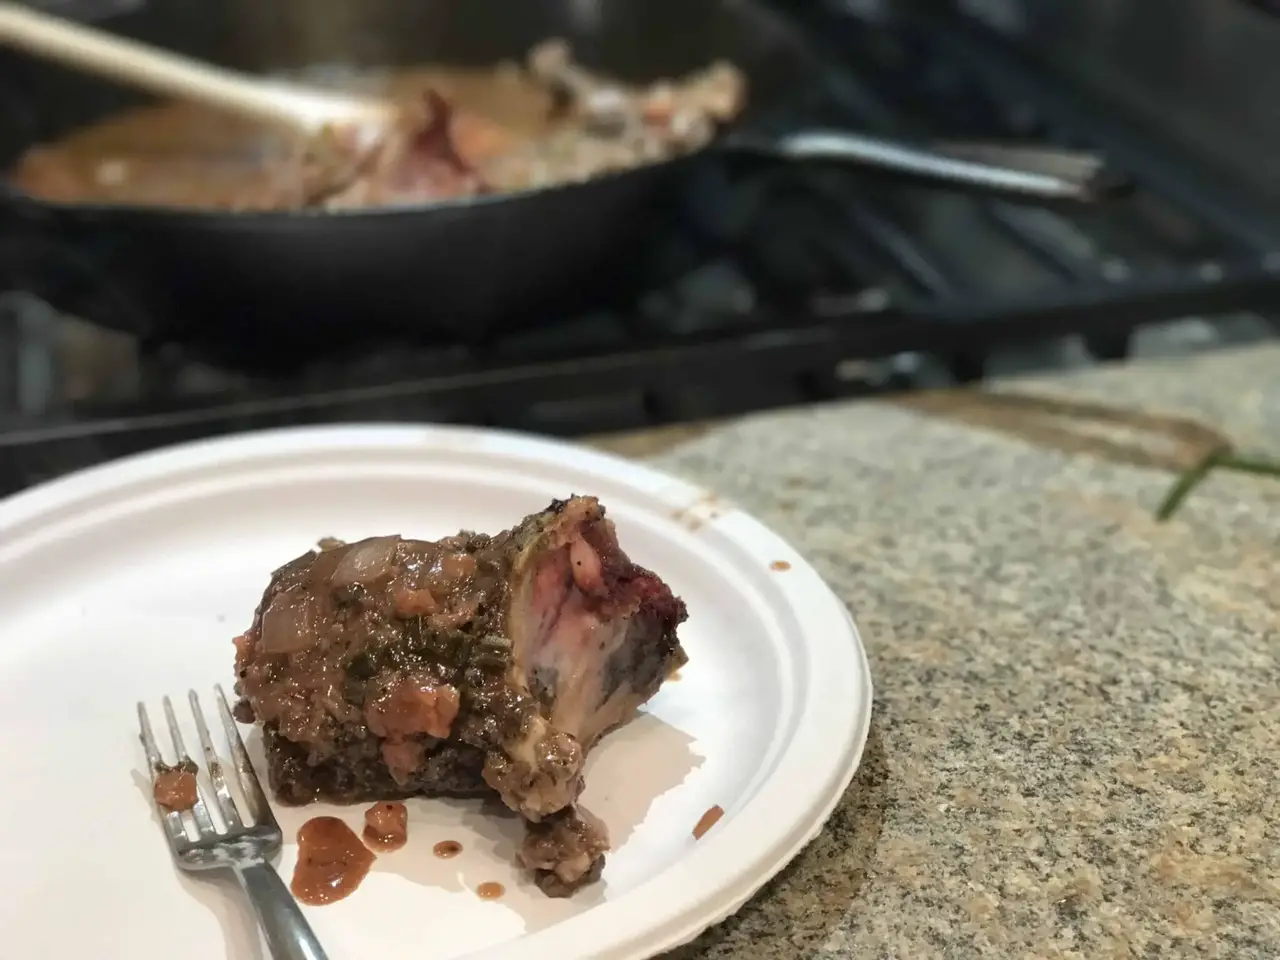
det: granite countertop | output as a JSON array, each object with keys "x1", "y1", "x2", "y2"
[{"x1": 589, "y1": 344, "x2": 1280, "y2": 959}]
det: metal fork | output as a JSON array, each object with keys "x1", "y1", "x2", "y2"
[{"x1": 138, "y1": 685, "x2": 330, "y2": 960}]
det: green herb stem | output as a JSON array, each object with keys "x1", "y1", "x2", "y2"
[
  {"x1": 1156, "y1": 451, "x2": 1222, "y2": 522},
  {"x1": 1156, "y1": 448, "x2": 1280, "y2": 521},
  {"x1": 1214, "y1": 453, "x2": 1280, "y2": 478}
]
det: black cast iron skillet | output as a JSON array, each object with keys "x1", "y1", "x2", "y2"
[{"x1": 0, "y1": 0, "x2": 1125, "y2": 346}]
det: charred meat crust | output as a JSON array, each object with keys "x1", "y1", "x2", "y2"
[
  {"x1": 233, "y1": 495, "x2": 687, "y2": 895},
  {"x1": 518, "y1": 806, "x2": 611, "y2": 898}
]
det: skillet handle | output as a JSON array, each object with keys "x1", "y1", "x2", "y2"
[{"x1": 726, "y1": 129, "x2": 1129, "y2": 203}]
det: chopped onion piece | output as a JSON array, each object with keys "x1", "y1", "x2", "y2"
[
  {"x1": 331, "y1": 536, "x2": 400, "y2": 588},
  {"x1": 260, "y1": 590, "x2": 319, "y2": 654}
]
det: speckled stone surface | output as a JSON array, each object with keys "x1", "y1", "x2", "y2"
[{"x1": 591, "y1": 344, "x2": 1280, "y2": 959}]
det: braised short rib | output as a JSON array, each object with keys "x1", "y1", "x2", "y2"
[{"x1": 233, "y1": 495, "x2": 688, "y2": 895}]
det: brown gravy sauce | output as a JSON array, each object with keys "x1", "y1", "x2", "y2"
[
  {"x1": 476, "y1": 881, "x2": 505, "y2": 900},
  {"x1": 291, "y1": 816, "x2": 376, "y2": 906},
  {"x1": 362, "y1": 801, "x2": 409, "y2": 852},
  {"x1": 693, "y1": 804, "x2": 724, "y2": 839},
  {"x1": 769, "y1": 560, "x2": 792, "y2": 571},
  {"x1": 152, "y1": 764, "x2": 199, "y2": 812},
  {"x1": 11, "y1": 65, "x2": 558, "y2": 210},
  {"x1": 433, "y1": 839, "x2": 463, "y2": 859}
]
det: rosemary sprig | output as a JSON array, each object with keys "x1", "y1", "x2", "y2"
[
  {"x1": 1155, "y1": 449, "x2": 1280, "y2": 521},
  {"x1": 1214, "y1": 453, "x2": 1280, "y2": 477},
  {"x1": 1155, "y1": 450, "x2": 1222, "y2": 521}
]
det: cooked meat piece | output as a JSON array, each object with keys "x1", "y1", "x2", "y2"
[
  {"x1": 234, "y1": 495, "x2": 688, "y2": 895},
  {"x1": 13, "y1": 88, "x2": 491, "y2": 213},
  {"x1": 518, "y1": 806, "x2": 609, "y2": 896},
  {"x1": 520, "y1": 39, "x2": 746, "y2": 160},
  {"x1": 300, "y1": 91, "x2": 489, "y2": 209},
  {"x1": 12, "y1": 42, "x2": 746, "y2": 211}
]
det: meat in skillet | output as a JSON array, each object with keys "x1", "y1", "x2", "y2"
[{"x1": 232, "y1": 495, "x2": 688, "y2": 896}]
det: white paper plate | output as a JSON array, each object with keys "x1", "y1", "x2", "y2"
[{"x1": 0, "y1": 424, "x2": 872, "y2": 960}]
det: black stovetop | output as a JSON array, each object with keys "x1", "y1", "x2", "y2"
[{"x1": 2, "y1": 1, "x2": 1279, "y2": 493}]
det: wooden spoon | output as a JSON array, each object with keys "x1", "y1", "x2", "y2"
[{"x1": 0, "y1": 2, "x2": 397, "y2": 147}]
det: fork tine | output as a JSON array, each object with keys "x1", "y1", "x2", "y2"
[
  {"x1": 137, "y1": 701, "x2": 190, "y2": 848},
  {"x1": 215, "y1": 684, "x2": 275, "y2": 828},
  {"x1": 162, "y1": 695, "x2": 217, "y2": 837},
  {"x1": 189, "y1": 690, "x2": 244, "y2": 830}
]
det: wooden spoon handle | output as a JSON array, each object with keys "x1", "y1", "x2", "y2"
[{"x1": 0, "y1": 2, "x2": 389, "y2": 133}]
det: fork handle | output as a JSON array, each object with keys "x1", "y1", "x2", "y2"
[{"x1": 234, "y1": 860, "x2": 331, "y2": 960}]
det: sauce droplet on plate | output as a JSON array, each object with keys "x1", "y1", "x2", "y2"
[
  {"x1": 693, "y1": 805, "x2": 724, "y2": 839},
  {"x1": 433, "y1": 840, "x2": 463, "y2": 859},
  {"x1": 152, "y1": 764, "x2": 199, "y2": 812},
  {"x1": 362, "y1": 801, "x2": 408, "y2": 852},
  {"x1": 291, "y1": 817, "x2": 376, "y2": 905},
  {"x1": 476, "y1": 881, "x2": 505, "y2": 900},
  {"x1": 769, "y1": 560, "x2": 791, "y2": 571}
]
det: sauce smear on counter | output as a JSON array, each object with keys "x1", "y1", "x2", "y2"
[
  {"x1": 363, "y1": 801, "x2": 409, "y2": 852},
  {"x1": 291, "y1": 817, "x2": 376, "y2": 905},
  {"x1": 476, "y1": 882, "x2": 505, "y2": 900}
]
